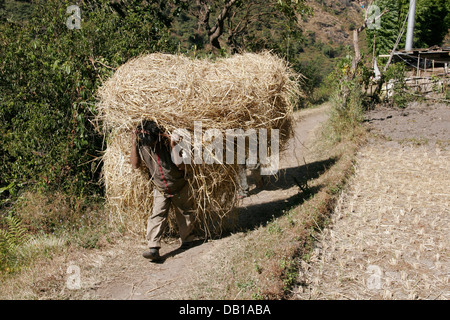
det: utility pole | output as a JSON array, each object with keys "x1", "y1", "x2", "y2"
[{"x1": 405, "y1": 0, "x2": 416, "y2": 51}]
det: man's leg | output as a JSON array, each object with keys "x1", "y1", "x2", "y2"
[
  {"x1": 237, "y1": 164, "x2": 249, "y2": 198},
  {"x1": 248, "y1": 163, "x2": 264, "y2": 189},
  {"x1": 146, "y1": 189, "x2": 171, "y2": 249},
  {"x1": 171, "y1": 183, "x2": 195, "y2": 246}
]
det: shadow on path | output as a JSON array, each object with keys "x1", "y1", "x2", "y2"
[
  {"x1": 150, "y1": 239, "x2": 206, "y2": 264},
  {"x1": 157, "y1": 157, "x2": 337, "y2": 260},
  {"x1": 235, "y1": 156, "x2": 338, "y2": 232}
]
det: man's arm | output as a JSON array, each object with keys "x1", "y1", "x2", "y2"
[
  {"x1": 131, "y1": 130, "x2": 141, "y2": 169},
  {"x1": 162, "y1": 133, "x2": 185, "y2": 171}
]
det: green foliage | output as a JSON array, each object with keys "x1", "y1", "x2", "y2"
[
  {"x1": 414, "y1": 0, "x2": 450, "y2": 48},
  {"x1": 0, "y1": 0, "x2": 34, "y2": 22},
  {"x1": 172, "y1": 0, "x2": 330, "y2": 107},
  {"x1": 0, "y1": 0, "x2": 352, "y2": 217},
  {"x1": 0, "y1": 214, "x2": 29, "y2": 274},
  {"x1": 267, "y1": 221, "x2": 283, "y2": 235},
  {"x1": 367, "y1": 0, "x2": 450, "y2": 56},
  {"x1": 0, "y1": 0, "x2": 180, "y2": 201},
  {"x1": 367, "y1": 0, "x2": 402, "y2": 56},
  {"x1": 326, "y1": 56, "x2": 366, "y2": 142},
  {"x1": 12, "y1": 189, "x2": 105, "y2": 235},
  {"x1": 384, "y1": 62, "x2": 410, "y2": 108}
]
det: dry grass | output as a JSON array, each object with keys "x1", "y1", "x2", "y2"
[
  {"x1": 101, "y1": 129, "x2": 154, "y2": 235},
  {"x1": 96, "y1": 52, "x2": 302, "y2": 237},
  {"x1": 294, "y1": 144, "x2": 450, "y2": 300},
  {"x1": 0, "y1": 235, "x2": 123, "y2": 300},
  {"x1": 97, "y1": 51, "x2": 300, "y2": 133}
]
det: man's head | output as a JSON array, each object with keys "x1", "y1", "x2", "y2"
[{"x1": 136, "y1": 120, "x2": 161, "y2": 146}]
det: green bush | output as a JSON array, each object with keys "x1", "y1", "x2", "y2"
[
  {"x1": 0, "y1": 0, "x2": 179, "y2": 203},
  {"x1": 0, "y1": 1, "x2": 183, "y2": 274},
  {"x1": 326, "y1": 56, "x2": 366, "y2": 142},
  {"x1": 384, "y1": 62, "x2": 410, "y2": 108}
]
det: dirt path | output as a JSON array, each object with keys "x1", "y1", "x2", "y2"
[
  {"x1": 75, "y1": 104, "x2": 331, "y2": 300},
  {"x1": 293, "y1": 101, "x2": 449, "y2": 300}
]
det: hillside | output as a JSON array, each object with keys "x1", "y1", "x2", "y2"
[
  {"x1": 294, "y1": 0, "x2": 366, "y2": 100},
  {"x1": 301, "y1": 0, "x2": 363, "y2": 46},
  {"x1": 171, "y1": 0, "x2": 365, "y2": 101}
]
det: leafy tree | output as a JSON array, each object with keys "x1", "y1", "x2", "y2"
[
  {"x1": 0, "y1": 0, "x2": 181, "y2": 201},
  {"x1": 183, "y1": 0, "x2": 311, "y2": 53},
  {"x1": 413, "y1": 0, "x2": 449, "y2": 48},
  {"x1": 367, "y1": 0, "x2": 449, "y2": 56},
  {"x1": 0, "y1": 0, "x2": 34, "y2": 22},
  {"x1": 366, "y1": 0, "x2": 401, "y2": 56}
]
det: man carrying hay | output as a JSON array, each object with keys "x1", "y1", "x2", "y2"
[{"x1": 131, "y1": 120, "x2": 195, "y2": 261}]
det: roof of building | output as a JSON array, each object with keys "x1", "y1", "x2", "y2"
[{"x1": 394, "y1": 46, "x2": 450, "y2": 63}]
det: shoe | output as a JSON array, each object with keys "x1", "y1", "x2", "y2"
[
  {"x1": 142, "y1": 248, "x2": 161, "y2": 261},
  {"x1": 237, "y1": 192, "x2": 248, "y2": 199}
]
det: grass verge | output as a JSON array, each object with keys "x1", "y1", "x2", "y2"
[{"x1": 0, "y1": 190, "x2": 121, "y2": 298}]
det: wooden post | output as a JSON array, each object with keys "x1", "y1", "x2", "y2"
[
  {"x1": 424, "y1": 58, "x2": 427, "y2": 92},
  {"x1": 417, "y1": 54, "x2": 420, "y2": 77},
  {"x1": 416, "y1": 54, "x2": 420, "y2": 92}
]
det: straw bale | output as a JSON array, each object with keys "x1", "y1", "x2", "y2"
[
  {"x1": 97, "y1": 51, "x2": 300, "y2": 135},
  {"x1": 100, "y1": 128, "x2": 154, "y2": 233},
  {"x1": 97, "y1": 52, "x2": 302, "y2": 236}
]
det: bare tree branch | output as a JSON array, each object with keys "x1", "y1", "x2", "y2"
[
  {"x1": 352, "y1": 6, "x2": 389, "y2": 73},
  {"x1": 194, "y1": 0, "x2": 307, "y2": 52},
  {"x1": 208, "y1": 0, "x2": 239, "y2": 50}
]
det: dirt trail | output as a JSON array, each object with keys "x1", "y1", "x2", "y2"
[{"x1": 83, "y1": 104, "x2": 330, "y2": 300}]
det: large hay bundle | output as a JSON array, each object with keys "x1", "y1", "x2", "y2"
[{"x1": 97, "y1": 51, "x2": 301, "y2": 237}]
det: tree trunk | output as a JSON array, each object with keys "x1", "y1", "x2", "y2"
[
  {"x1": 351, "y1": 5, "x2": 389, "y2": 78},
  {"x1": 352, "y1": 28, "x2": 362, "y2": 74},
  {"x1": 195, "y1": 0, "x2": 238, "y2": 52},
  {"x1": 209, "y1": 0, "x2": 238, "y2": 51}
]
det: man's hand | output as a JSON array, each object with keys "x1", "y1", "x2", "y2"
[{"x1": 168, "y1": 132, "x2": 186, "y2": 171}]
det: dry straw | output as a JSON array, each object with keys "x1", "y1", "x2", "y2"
[{"x1": 97, "y1": 51, "x2": 302, "y2": 237}]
